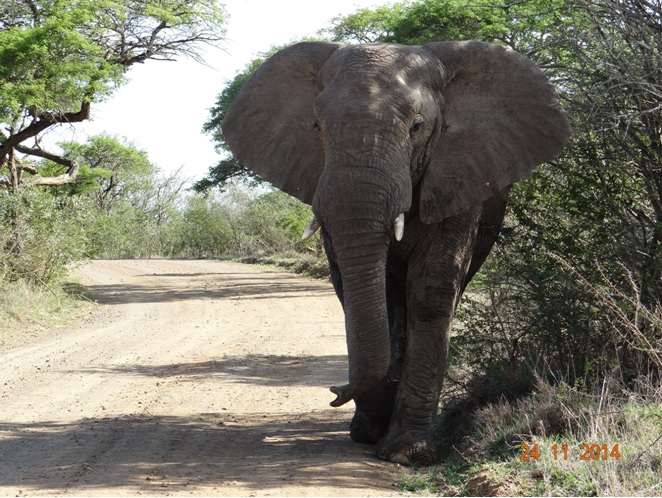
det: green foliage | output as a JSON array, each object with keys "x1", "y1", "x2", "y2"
[
  {"x1": 0, "y1": 131, "x2": 317, "y2": 281},
  {"x1": 174, "y1": 185, "x2": 318, "y2": 259},
  {"x1": 330, "y1": 0, "x2": 486, "y2": 44},
  {"x1": 456, "y1": 0, "x2": 662, "y2": 387},
  {"x1": 57, "y1": 134, "x2": 159, "y2": 210},
  {"x1": 326, "y1": 2, "x2": 412, "y2": 43},
  {"x1": 69, "y1": 135, "x2": 192, "y2": 258},
  {"x1": 0, "y1": 3, "x2": 120, "y2": 119},
  {"x1": 325, "y1": 0, "x2": 568, "y2": 48},
  {"x1": 192, "y1": 155, "x2": 260, "y2": 193},
  {"x1": 70, "y1": 171, "x2": 320, "y2": 262},
  {"x1": 0, "y1": 0, "x2": 226, "y2": 119},
  {"x1": 397, "y1": 462, "x2": 471, "y2": 494},
  {"x1": 252, "y1": 190, "x2": 314, "y2": 250},
  {"x1": 84, "y1": 203, "x2": 156, "y2": 258},
  {"x1": 0, "y1": 134, "x2": 193, "y2": 280},
  {"x1": 39, "y1": 161, "x2": 113, "y2": 197},
  {"x1": 172, "y1": 194, "x2": 232, "y2": 258}
]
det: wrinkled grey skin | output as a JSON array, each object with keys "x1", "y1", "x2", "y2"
[{"x1": 222, "y1": 41, "x2": 570, "y2": 465}]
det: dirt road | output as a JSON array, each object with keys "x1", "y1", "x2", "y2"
[{"x1": 0, "y1": 259, "x2": 405, "y2": 496}]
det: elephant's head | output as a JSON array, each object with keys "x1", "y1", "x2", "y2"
[{"x1": 222, "y1": 41, "x2": 570, "y2": 406}]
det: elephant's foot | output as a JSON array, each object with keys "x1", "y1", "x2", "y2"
[
  {"x1": 350, "y1": 382, "x2": 398, "y2": 444},
  {"x1": 376, "y1": 435, "x2": 437, "y2": 466},
  {"x1": 349, "y1": 409, "x2": 390, "y2": 444}
]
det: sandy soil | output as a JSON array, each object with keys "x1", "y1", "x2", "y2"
[{"x1": 0, "y1": 259, "x2": 405, "y2": 496}]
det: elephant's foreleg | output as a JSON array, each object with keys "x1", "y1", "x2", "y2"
[{"x1": 377, "y1": 210, "x2": 480, "y2": 465}]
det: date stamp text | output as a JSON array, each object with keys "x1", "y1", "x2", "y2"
[{"x1": 520, "y1": 443, "x2": 620, "y2": 461}]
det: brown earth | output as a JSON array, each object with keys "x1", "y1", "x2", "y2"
[{"x1": 0, "y1": 259, "x2": 406, "y2": 496}]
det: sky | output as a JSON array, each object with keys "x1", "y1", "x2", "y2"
[{"x1": 47, "y1": 0, "x2": 387, "y2": 182}]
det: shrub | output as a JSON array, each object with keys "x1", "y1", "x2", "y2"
[{"x1": 0, "y1": 189, "x2": 90, "y2": 283}]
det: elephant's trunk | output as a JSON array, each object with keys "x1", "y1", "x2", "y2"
[
  {"x1": 315, "y1": 163, "x2": 410, "y2": 407},
  {"x1": 329, "y1": 233, "x2": 391, "y2": 406}
]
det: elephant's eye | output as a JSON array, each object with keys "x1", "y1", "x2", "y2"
[
  {"x1": 410, "y1": 117, "x2": 425, "y2": 137},
  {"x1": 313, "y1": 121, "x2": 321, "y2": 132}
]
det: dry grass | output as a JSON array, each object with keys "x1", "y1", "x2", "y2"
[
  {"x1": 0, "y1": 272, "x2": 97, "y2": 349},
  {"x1": 473, "y1": 376, "x2": 661, "y2": 495}
]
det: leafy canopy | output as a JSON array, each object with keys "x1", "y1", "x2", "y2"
[
  {"x1": 0, "y1": 0, "x2": 226, "y2": 190},
  {"x1": 0, "y1": 6, "x2": 117, "y2": 120}
]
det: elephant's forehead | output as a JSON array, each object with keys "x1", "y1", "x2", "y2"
[
  {"x1": 317, "y1": 44, "x2": 431, "y2": 113},
  {"x1": 320, "y1": 44, "x2": 430, "y2": 88}
]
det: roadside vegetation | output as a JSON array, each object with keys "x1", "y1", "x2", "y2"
[
  {"x1": 1, "y1": 0, "x2": 660, "y2": 495},
  {"x1": 399, "y1": 377, "x2": 662, "y2": 496}
]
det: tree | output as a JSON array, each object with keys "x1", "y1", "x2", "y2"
[
  {"x1": 0, "y1": 0, "x2": 226, "y2": 191},
  {"x1": 568, "y1": 0, "x2": 662, "y2": 307},
  {"x1": 4, "y1": 133, "x2": 191, "y2": 263},
  {"x1": 54, "y1": 134, "x2": 158, "y2": 210},
  {"x1": 327, "y1": 0, "x2": 491, "y2": 44},
  {"x1": 0, "y1": 187, "x2": 92, "y2": 282},
  {"x1": 501, "y1": 0, "x2": 662, "y2": 379}
]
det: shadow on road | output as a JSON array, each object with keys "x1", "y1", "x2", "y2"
[
  {"x1": 70, "y1": 354, "x2": 348, "y2": 387},
  {"x1": 0, "y1": 412, "x2": 393, "y2": 494},
  {"x1": 69, "y1": 272, "x2": 335, "y2": 305}
]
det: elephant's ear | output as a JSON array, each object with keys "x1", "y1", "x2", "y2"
[
  {"x1": 419, "y1": 41, "x2": 571, "y2": 223},
  {"x1": 221, "y1": 42, "x2": 343, "y2": 204}
]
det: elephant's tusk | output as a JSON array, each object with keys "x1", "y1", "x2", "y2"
[
  {"x1": 301, "y1": 217, "x2": 321, "y2": 240},
  {"x1": 394, "y1": 213, "x2": 405, "y2": 241}
]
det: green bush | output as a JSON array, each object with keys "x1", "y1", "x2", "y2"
[
  {"x1": 0, "y1": 189, "x2": 90, "y2": 283},
  {"x1": 174, "y1": 194, "x2": 232, "y2": 258},
  {"x1": 83, "y1": 202, "x2": 164, "y2": 259},
  {"x1": 170, "y1": 186, "x2": 319, "y2": 260}
]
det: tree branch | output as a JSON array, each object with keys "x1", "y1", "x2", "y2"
[
  {"x1": 0, "y1": 101, "x2": 90, "y2": 162},
  {"x1": 13, "y1": 146, "x2": 81, "y2": 186},
  {"x1": 15, "y1": 144, "x2": 75, "y2": 170},
  {"x1": 26, "y1": 170, "x2": 81, "y2": 186}
]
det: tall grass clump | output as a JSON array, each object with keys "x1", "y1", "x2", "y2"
[{"x1": 0, "y1": 190, "x2": 96, "y2": 342}]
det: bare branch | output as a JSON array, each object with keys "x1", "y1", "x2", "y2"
[{"x1": 21, "y1": 157, "x2": 81, "y2": 187}]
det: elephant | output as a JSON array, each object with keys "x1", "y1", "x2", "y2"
[{"x1": 221, "y1": 41, "x2": 570, "y2": 465}]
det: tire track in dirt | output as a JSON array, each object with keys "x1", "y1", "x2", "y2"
[{"x1": 0, "y1": 259, "x2": 404, "y2": 496}]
